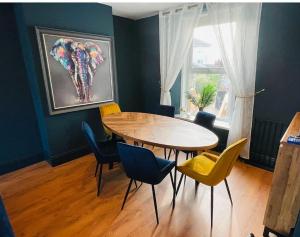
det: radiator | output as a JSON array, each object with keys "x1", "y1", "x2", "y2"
[{"x1": 249, "y1": 118, "x2": 288, "y2": 170}]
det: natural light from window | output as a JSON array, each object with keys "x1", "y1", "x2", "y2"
[{"x1": 181, "y1": 23, "x2": 234, "y2": 126}]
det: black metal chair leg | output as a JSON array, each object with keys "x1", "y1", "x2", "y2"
[
  {"x1": 195, "y1": 180, "x2": 199, "y2": 190},
  {"x1": 169, "y1": 172, "x2": 175, "y2": 193},
  {"x1": 164, "y1": 148, "x2": 167, "y2": 159},
  {"x1": 167, "y1": 149, "x2": 172, "y2": 160},
  {"x1": 94, "y1": 161, "x2": 99, "y2": 177},
  {"x1": 97, "y1": 164, "x2": 103, "y2": 196},
  {"x1": 121, "y1": 179, "x2": 133, "y2": 210},
  {"x1": 176, "y1": 173, "x2": 184, "y2": 195},
  {"x1": 224, "y1": 178, "x2": 233, "y2": 206},
  {"x1": 184, "y1": 152, "x2": 189, "y2": 184},
  {"x1": 134, "y1": 180, "x2": 138, "y2": 188},
  {"x1": 172, "y1": 150, "x2": 179, "y2": 208},
  {"x1": 151, "y1": 185, "x2": 159, "y2": 224},
  {"x1": 211, "y1": 186, "x2": 214, "y2": 229}
]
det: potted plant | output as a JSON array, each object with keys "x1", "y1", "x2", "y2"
[{"x1": 186, "y1": 83, "x2": 217, "y2": 111}]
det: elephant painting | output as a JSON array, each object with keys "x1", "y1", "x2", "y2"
[{"x1": 50, "y1": 38, "x2": 104, "y2": 102}]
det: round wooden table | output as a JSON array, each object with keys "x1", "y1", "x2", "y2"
[{"x1": 102, "y1": 112, "x2": 219, "y2": 207}]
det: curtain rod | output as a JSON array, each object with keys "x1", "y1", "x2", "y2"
[{"x1": 162, "y1": 3, "x2": 204, "y2": 16}]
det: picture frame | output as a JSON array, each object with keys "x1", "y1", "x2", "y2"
[{"x1": 35, "y1": 26, "x2": 118, "y2": 115}]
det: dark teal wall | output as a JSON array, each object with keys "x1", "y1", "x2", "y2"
[
  {"x1": 15, "y1": 3, "x2": 115, "y2": 165},
  {"x1": 113, "y1": 16, "x2": 143, "y2": 112},
  {"x1": 135, "y1": 16, "x2": 161, "y2": 113},
  {"x1": 254, "y1": 3, "x2": 300, "y2": 125},
  {"x1": 0, "y1": 4, "x2": 43, "y2": 174}
]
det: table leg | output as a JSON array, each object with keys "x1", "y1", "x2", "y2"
[{"x1": 172, "y1": 149, "x2": 179, "y2": 209}]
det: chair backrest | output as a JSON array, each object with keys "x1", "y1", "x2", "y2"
[
  {"x1": 99, "y1": 102, "x2": 121, "y2": 136},
  {"x1": 157, "y1": 105, "x2": 175, "y2": 118},
  {"x1": 82, "y1": 121, "x2": 101, "y2": 161},
  {"x1": 117, "y1": 143, "x2": 162, "y2": 184},
  {"x1": 209, "y1": 138, "x2": 247, "y2": 185},
  {"x1": 194, "y1": 111, "x2": 216, "y2": 130}
]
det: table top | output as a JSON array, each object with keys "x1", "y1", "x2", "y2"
[{"x1": 102, "y1": 112, "x2": 218, "y2": 151}]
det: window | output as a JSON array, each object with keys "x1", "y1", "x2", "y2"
[{"x1": 181, "y1": 23, "x2": 234, "y2": 126}]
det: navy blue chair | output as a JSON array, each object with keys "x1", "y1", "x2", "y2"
[
  {"x1": 0, "y1": 197, "x2": 14, "y2": 237},
  {"x1": 117, "y1": 143, "x2": 175, "y2": 224},
  {"x1": 157, "y1": 105, "x2": 175, "y2": 118},
  {"x1": 82, "y1": 121, "x2": 121, "y2": 196},
  {"x1": 194, "y1": 111, "x2": 216, "y2": 131}
]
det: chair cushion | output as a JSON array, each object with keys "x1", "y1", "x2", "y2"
[{"x1": 177, "y1": 154, "x2": 216, "y2": 185}]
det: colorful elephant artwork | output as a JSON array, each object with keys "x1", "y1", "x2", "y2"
[{"x1": 50, "y1": 38, "x2": 104, "y2": 103}]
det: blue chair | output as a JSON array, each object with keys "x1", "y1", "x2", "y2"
[
  {"x1": 117, "y1": 143, "x2": 175, "y2": 224},
  {"x1": 82, "y1": 121, "x2": 121, "y2": 196},
  {"x1": 157, "y1": 105, "x2": 175, "y2": 118},
  {"x1": 194, "y1": 111, "x2": 216, "y2": 131},
  {"x1": 0, "y1": 197, "x2": 15, "y2": 237}
]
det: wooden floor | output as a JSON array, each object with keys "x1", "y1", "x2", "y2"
[{"x1": 0, "y1": 146, "x2": 272, "y2": 237}]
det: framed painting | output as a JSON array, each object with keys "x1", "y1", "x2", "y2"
[{"x1": 35, "y1": 27, "x2": 118, "y2": 115}]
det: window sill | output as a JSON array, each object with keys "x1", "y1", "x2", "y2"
[{"x1": 175, "y1": 113, "x2": 230, "y2": 131}]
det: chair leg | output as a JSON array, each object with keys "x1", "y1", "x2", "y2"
[
  {"x1": 97, "y1": 164, "x2": 103, "y2": 196},
  {"x1": 169, "y1": 172, "x2": 175, "y2": 193},
  {"x1": 164, "y1": 148, "x2": 167, "y2": 159},
  {"x1": 167, "y1": 149, "x2": 172, "y2": 160},
  {"x1": 224, "y1": 178, "x2": 233, "y2": 206},
  {"x1": 134, "y1": 180, "x2": 138, "y2": 188},
  {"x1": 121, "y1": 179, "x2": 133, "y2": 210},
  {"x1": 211, "y1": 186, "x2": 214, "y2": 229},
  {"x1": 94, "y1": 161, "x2": 99, "y2": 177},
  {"x1": 195, "y1": 181, "x2": 199, "y2": 191},
  {"x1": 176, "y1": 173, "x2": 184, "y2": 195},
  {"x1": 184, "y1": 152, "x2": 189, "y2": 184},
  {"x1": 151, "y1": 185, "x2": 159, "y2": 224}
]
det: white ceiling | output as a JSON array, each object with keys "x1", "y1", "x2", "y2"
[{"x1": 103, "y1": 2, "x2": 182, "y2": 20}]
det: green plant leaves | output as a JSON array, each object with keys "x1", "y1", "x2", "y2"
[{"x1": 186, "y1": 83, "x2": 217, "y2": 110}]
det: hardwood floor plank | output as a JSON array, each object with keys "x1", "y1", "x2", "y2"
[{"x1": 0, "y1": 147, "x2": 272, "y2": 237}]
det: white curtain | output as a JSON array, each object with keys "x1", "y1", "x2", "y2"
[
  {"x1": 159, "y1": 4, "x2": 204, "y2": 105},
  {"x1": 207, "y1": 3, "x2": 262, "y2": 158}
]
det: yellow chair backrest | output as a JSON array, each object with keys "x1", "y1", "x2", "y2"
[
  {"x1": 209, "y1": 138, "x2": 247, "y2": 185},
  {"x1": 99, "y1": 102, "x2": 121, "y2": 137}
]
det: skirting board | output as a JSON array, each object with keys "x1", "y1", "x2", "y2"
[
  {"x1": 48, "y1": 145, "x2": 90, "y2": 167},
  {"x1": 0, "y1": 153, "x2": 44, "y2": 175}
]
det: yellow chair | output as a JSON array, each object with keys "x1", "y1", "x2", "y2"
[
  {"x1": 99, "y1": 102, "x2": 121, "y2": 138},
  {"x1": 176, "y1": 138, "x2": 247, "y2": 228}
]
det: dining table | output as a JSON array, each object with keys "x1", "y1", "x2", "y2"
[{"x1": 102, "y1": 112, "x2": 219, "y2": 208}]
